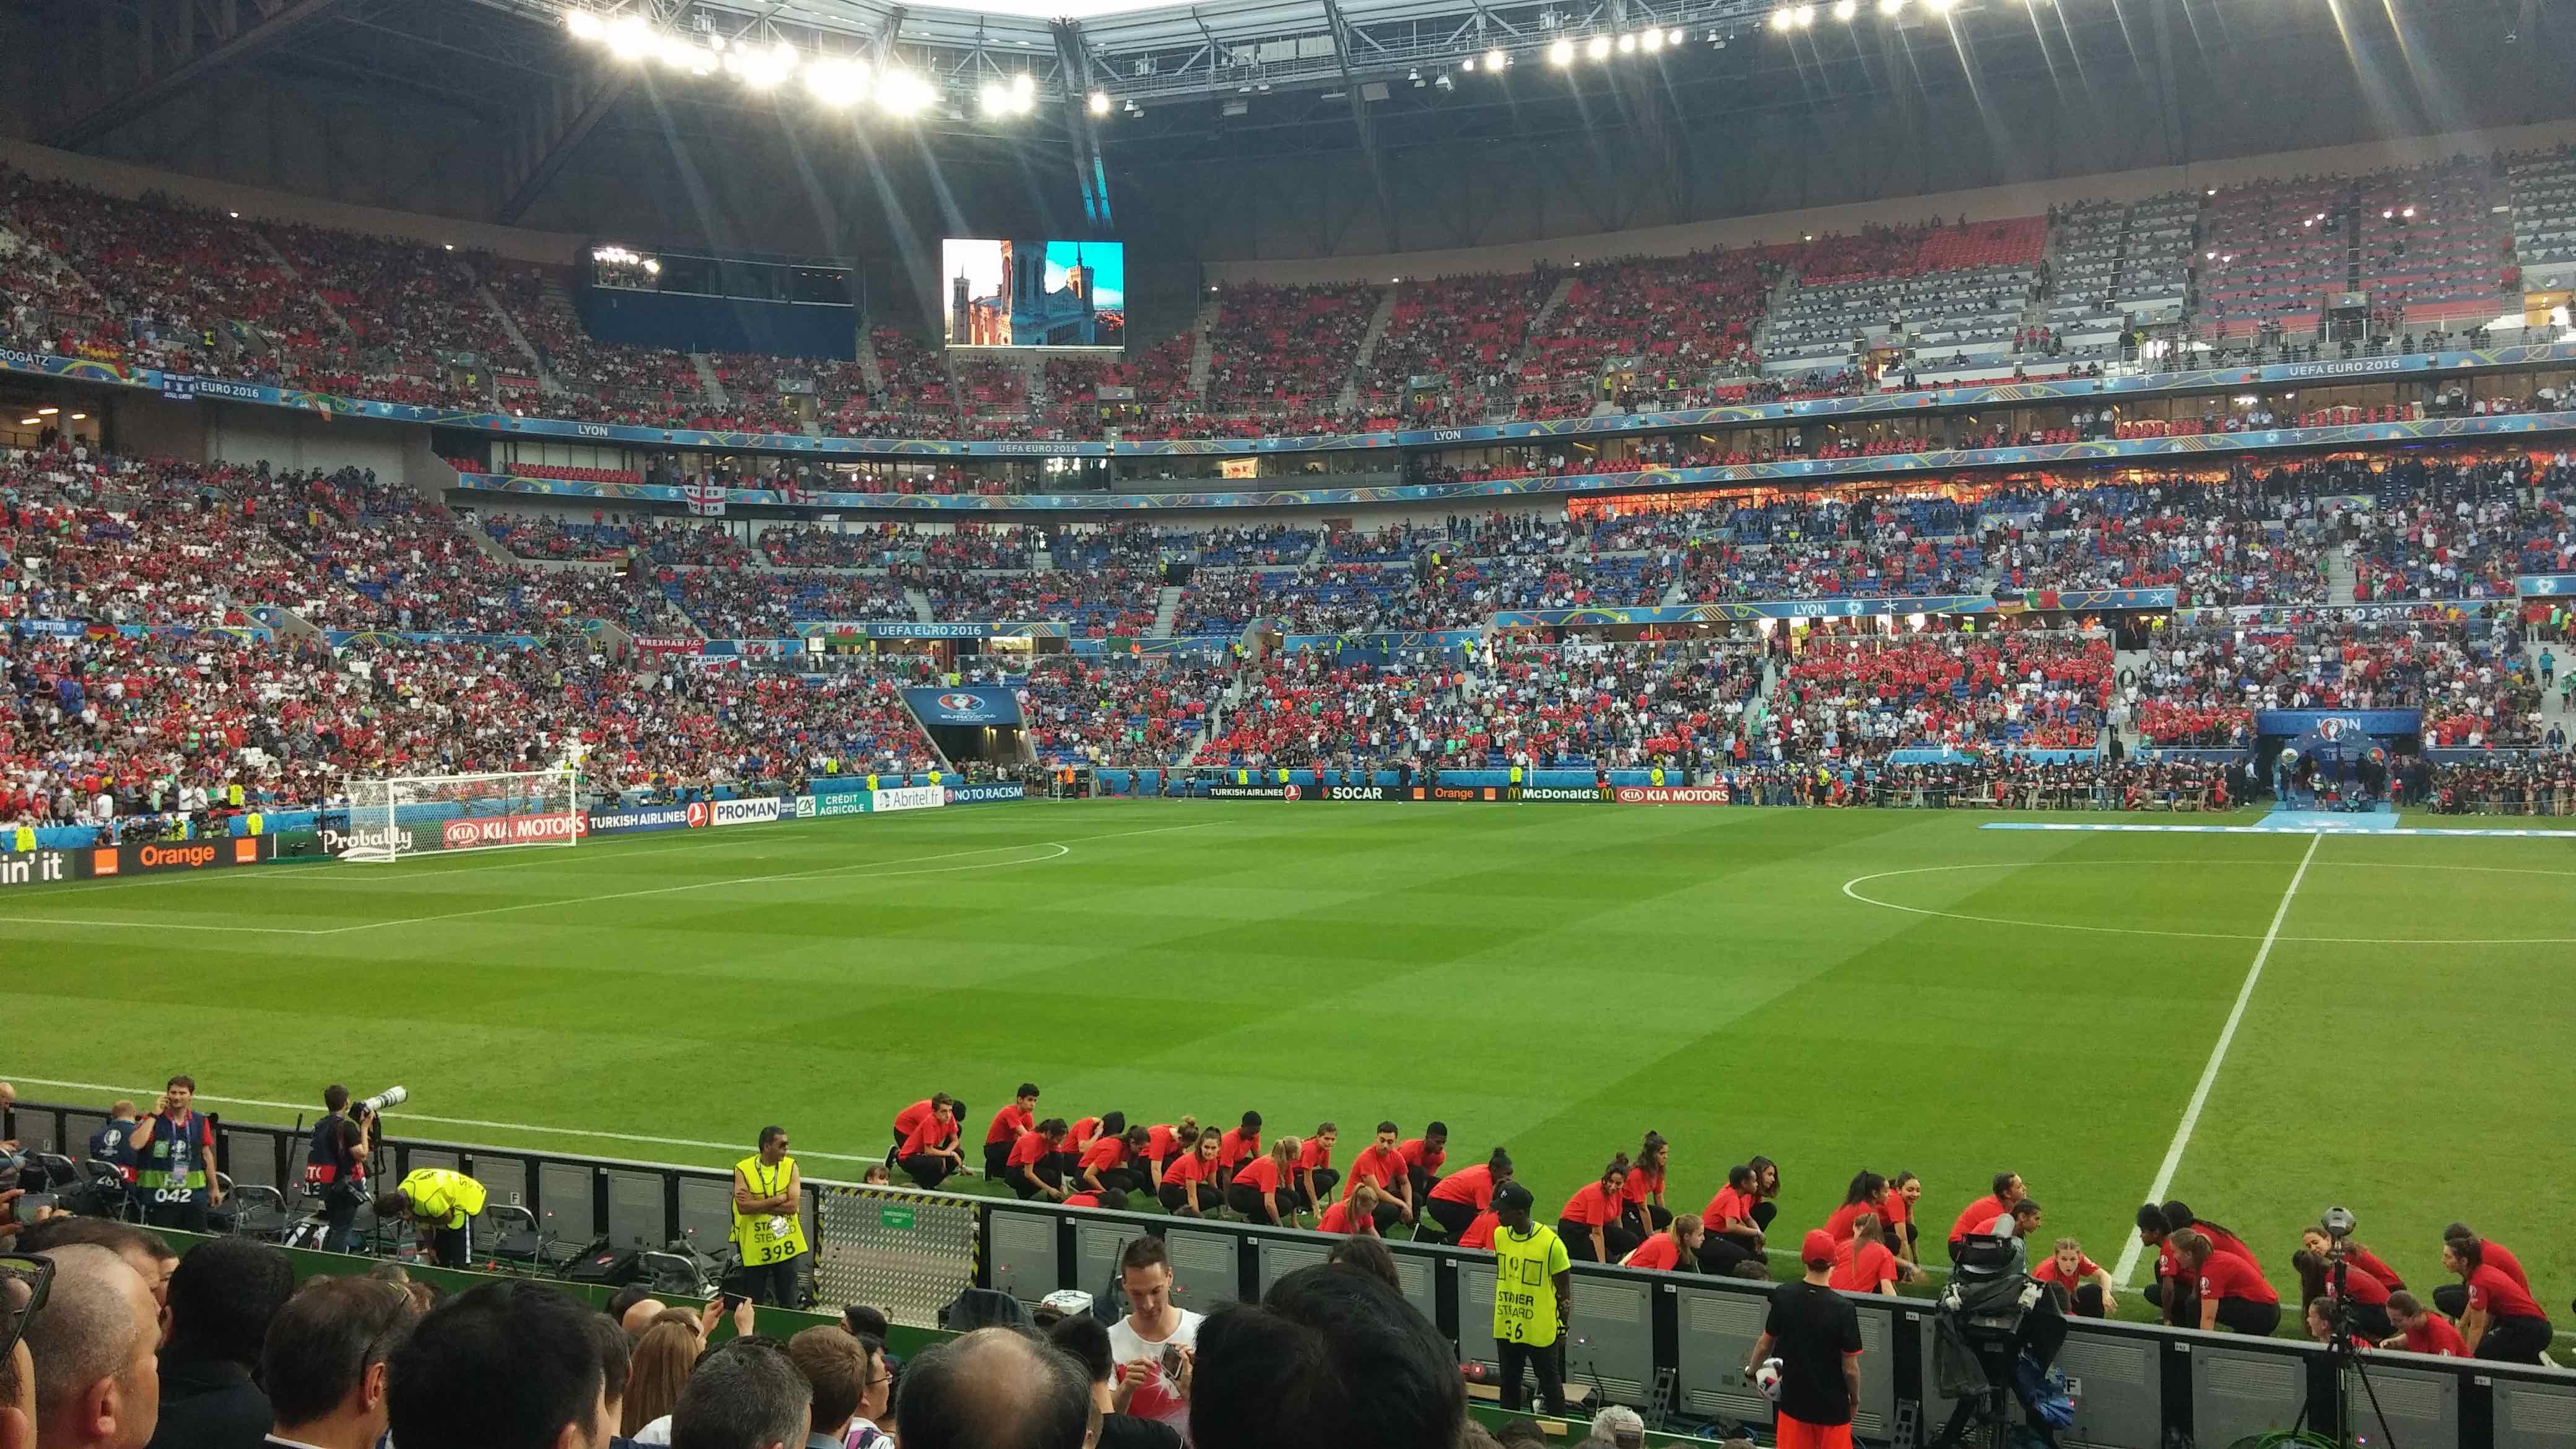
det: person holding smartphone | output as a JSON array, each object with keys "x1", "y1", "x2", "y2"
[
  {"x1": 124, "y1": 1074, "x2": 220, "y2": 1230},
  {"x1": 1107, "y1": 1237, "x2": 1199, "y2": 1434}
]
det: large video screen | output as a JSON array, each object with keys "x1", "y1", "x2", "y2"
[{"x1": 941, "y1": 238, "x2": 1124, "y2": 349}]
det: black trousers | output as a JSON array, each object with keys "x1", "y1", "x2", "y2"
[
  {"x1": 2479, "y1": 1313, "x2": 2555, "y2": 1365},
  {"x1": 1303, "y1": 1168, "x2": 1339, "y2": 1204},
  {"x1": 321, "y1": 1190, "x2": 363, "y2": 1255},
  {"x1": 2145, "y1": 1277, "x2": 2200, "y2": 1327},
  {"x1": 983, "y1": 1142, "x2": 1012, "y2": 1180},
  {"x1": 2433, "y1": 1282, "x2": 2469, "y2": 1318},
  {"x1": 1557, "y1": 1218, "x2": 1642, "y2": 1264},
  {"x1": 1159, "y1": 1182, "x2": 1212, "y2": 1215},
  {"x1": 428, "y1": 1223, "x2": 471, "y2": 1268},
  {"x1": 1092, "y1": 1167, "x2": 1147, "y2": 1195},
  {"x1": 2050, "y1": 1282, "x2": 2107, "y2": 1318},
  {"x1": 1225, "y1": 1183, "x2": 1286, "y2": 1224},
  {"x1": 1497, "y1": 1338, "x2": 1566, "y2": 1414},
  {"x1": 1423, "y1": 1198, "x2": 1478, "y2": 1242},
  {"x1": 1008, "y1": 1163, "x2": 1061, "y2": 1200},
  {"x1": 2213, "y1": 1297, "x2": 2282, "y2": 1336},
  {"x1": 729, "y1": 1252, "x2": 804, "y2": 1307},
  {"x1": 899, "y1": 1154, "x2": 957, "y2": 1190}
]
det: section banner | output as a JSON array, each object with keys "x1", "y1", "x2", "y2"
[
  {"x1": 869, "y1": 786, "x2": 946, "y2": 813},
  {"x1": 85, "y1": 837, "x2": 261, "y2": 877},
  {"x1": 2253, "y1": 710, "x2": 2422, "y2": 738},
  {"x1": 710, "y1": 797, "x2": 785, "y2": 827},
  {"x1": 903, "y1": 687, "x2": 1025, "y2": 726},
  {"x1": 804, "y1": 793, "x2": 868, "y2": 819},
  {"x1": 1208, "y1": 783, "x2": 1299, "y2": 800},
  {"x1": 441, "y1": 812, "x2": 584, "y2": 850},
  {"x1": 586, "y1": 804, "x2": 710, "y2": 834},
  {"x1": 944, "y1": 783, "x2": 1027, "y2": 804},
  {"x1": 1421, "y1": 783, "x2": 1518, "y2": 803},
  {"x1": 1613, "y1": 785, "x2": 1733, "y2": 806},
  {"x1": 0, "y1": 850, "x2": 77, "y2": 889}
]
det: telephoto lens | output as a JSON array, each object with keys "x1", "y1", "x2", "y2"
[{"x1": 358, "y1": 1086, "x2": 409, "y2": 1115}]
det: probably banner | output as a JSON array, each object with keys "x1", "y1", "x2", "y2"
[{"x1": 904, "y1": 687, "x2": 1025, "y2": 727}]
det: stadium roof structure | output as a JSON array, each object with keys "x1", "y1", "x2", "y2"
[{"x1": 20, "y1": 0, "x2": 2551, "y2": 253}]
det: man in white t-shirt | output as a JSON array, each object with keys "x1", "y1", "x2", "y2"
[{"x1": 1106, "y1": 1237, "x2": 1201, "y2": 1431}]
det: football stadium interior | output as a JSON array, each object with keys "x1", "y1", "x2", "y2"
[{"x1": 5, "y1": 0, "x2": 2576, "y2": 1442}]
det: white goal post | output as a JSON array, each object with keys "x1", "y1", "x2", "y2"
[{"x1": 334, "y1": 766, "x2": 584, "y2": 863}]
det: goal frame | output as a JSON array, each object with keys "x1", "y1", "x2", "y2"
[{"x1": 336, "y1": 766, "x2": 584, "y2": 864}]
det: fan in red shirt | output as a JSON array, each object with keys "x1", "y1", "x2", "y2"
[
  {"x1": 1225, "y1": 1138, "x2": 1302, "y2": 1226},
  {"x1": 1622, "y1": 1131, "x2": 1673, "y2": 1238},
  {"x1": 1882, "y1": 1172, "x2": 1922, "y2": 1266},
  {"x1": 1828, "y1": 1217, "x2": 1902, "y2": 1295},
  {"x1": 2177, "y1": 1229, "x2": 2281, "y2": 1336},
  {"x1": 982, "y1": 1083, "x2": 1040, "y2": 1180},
  {"x1": 1947, "y1": 1172, "x2": 2026, "y2": 1256},
  {"x1": 1424, "y1": 1146, "x2": 1512, "y2": 1243},
  {"x1": 1702, "y1": 1164, "x2": 1770, "y2": 1260},
  {"x1": 2434, "y1": 1223, "x2": 2528, "y2": 1320},
  {"x1": 1079, "y1": 1126, "x2": 1152, "y2": 1196},
  {"x1": 1215, "y1": 1111, "x2": 1263, "y2": 1188},
  {"x1": 888, "y1": 1092, "x2": 957, "y2": 1162},
  {"x1": 1295, "y1": 1123, "x2": 1340, "y2": 1212},
  {"x1": 2383, "y1": 1291, "x2": 2468, "y2": 1357},
  {"x1": 1556, "y1": 1155, "x2": 1640, "y2": 1264},
  {"x1": 2031, "y1": 1237, "x2": 2118, "y2": 1318},
  {"x1": 1622, "y1": 1213, "x2": 1706, "y2": 1272},
  {"x1": 894, "y1": 1097, "x2": 967, "y2": 1190},
  {"x1": 1158, "y1": 1128, "x2": 1222, "y2": 1217},
  {"x1": 1004, "y1": 1118, "x2": 1071, "y2": 1201},
  {"x1": 1824, "y1": 1171, "x2": 1890, "y2": 1245},
  {"x1": 1318, "y1": 1181, "x2": 1385, "y2": 1237},
  {"x1": 1137, "y1": 1116, "x2": 1199, "y2": 1193},
  {"x1": 1396, "y1": 1123, "x2": 1449, "y2": 1204},
  {"x1": 1344, "y1": 1121, "x2": 1414, "y2": 1232},
  {"x1": 2445, "y1": 1236, "x2": 2554, "y2": 1364}
]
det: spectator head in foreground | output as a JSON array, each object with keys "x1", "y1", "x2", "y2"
[
  {"x1": 894, "y1": 1328, "x2": 1092, "y2": 1449},
  {"x1": 25, "y1": 1244, "x2": 160, "y2": 1449},
  {"x1": 1587, "y1": 1404, "x2": 1647, "y2": 1449},
  {"x1": 11, "y1": 1225, "x2": 172, "y2": 1339},
  {"x1": 386, "y1": 1281, "x2": 611, "y2": 1449},
  {"x1": 1191, "y1": 1263, "x2": 1463, "y2": 1449},
  {"x1": 165, "y1": 1237, "x2": 295, "y2": 1366},
  {"x1": 784, "y1": 1328, "x2": 866, "y2": 1448},
  {"x1": 669, "y1": 1336, "x2": 808, "y2": 1449},
  {"x1": 259, "y1": 1277, "x2": 414, "y2": 1449},
  {"x1": 607, "y1": 1287, "x2": 668, "y2": 1338},
  {"x1": 4, "y1": 1254, "x2": 37, "y2": 1449}
]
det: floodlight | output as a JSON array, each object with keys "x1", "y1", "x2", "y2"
[
  {"x1": 1549, "y1": 37, "x2": 1577, "y2": 63},
  {"x1": 1089, "y1": 90, "x2": 1112, "y2": 113},
  {"x1": 1587, "y1": 32, "x2": 1612, "y2": 57},
  {"x1": 1486, "y1": 47, "x2": 1508, "y2": 67},
  {"x1": 1617, "y1": 32, "x2": 1636, "y2": 51},
  {"x1": 1834, "y1": 0, "x2": 1856, "y2": 20},
  {"x1": 565, "y1": 8, "x2": 604, "y2": 40}
]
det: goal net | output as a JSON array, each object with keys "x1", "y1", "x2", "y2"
[{"x1": 336, "y1": 767, "x2": 583, "y2": 863}]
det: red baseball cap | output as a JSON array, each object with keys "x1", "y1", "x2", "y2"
[{"x1": 1803, "y1": 1230, "x2": 1838, "y2": 1269}]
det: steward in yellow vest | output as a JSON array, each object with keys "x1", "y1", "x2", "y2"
[{"x1": 730, "y1": 1127, "x2": 810, "y2": 1306}]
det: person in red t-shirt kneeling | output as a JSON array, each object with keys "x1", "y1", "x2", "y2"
[
  {"x1": 2030, "y1": 1237, "x2": 2118, "y2": 1318},
  {"x1": 2175, "y1": 1229, "x2": 2281, "y2": 1336}
]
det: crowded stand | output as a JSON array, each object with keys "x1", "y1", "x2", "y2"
[
  {"x1": 659, "y1": 566, "x2": 913, "y2": 637},
  {"x1": 1201, "y1": 281, "x2": 1380, "y2": 420},
  {"x1": 1354, "y1": 272, "x2": 1551, "y2": 420},
  {"x1": 2133, "y1": 609, "x2": 2539, "y2": 747},
  {"x1": 1016, "y1": 654, "x2": 1229, "y2": 765},
  {"x1": 1769, "y1": 631, "x2": 2115, "y2": 759},
  {"x1": 921, "y1": 567, "x2": 1160, "y2": 636},
  {"x1": 1518, "y1": 250, "x2": 1780, "y2": 417}
]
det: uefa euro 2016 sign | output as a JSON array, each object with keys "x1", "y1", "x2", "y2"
[{"x1": 903, "y1": 686, "x2": 1025, "y2": 727}]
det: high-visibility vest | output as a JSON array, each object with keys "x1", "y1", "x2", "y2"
[{"x1": 731, "y1": 1154, "x2": 809, "y2": 1266}]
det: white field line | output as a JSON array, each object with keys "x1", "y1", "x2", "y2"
[
  {"x1": 2110, "y1": 831, "x2": 2322, "y2": 1284},
  {"x1": 0, "y1": 821, "x2": 1209, "y2": 937}
]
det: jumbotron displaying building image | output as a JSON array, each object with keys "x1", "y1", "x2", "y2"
[{"x1": 943, "y1": 237, "x2": 1126, "y2": 348}]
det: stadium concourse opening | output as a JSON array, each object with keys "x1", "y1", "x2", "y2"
[{"x1": 904, "y1": 682, "x2": 1033, "y2": 768}]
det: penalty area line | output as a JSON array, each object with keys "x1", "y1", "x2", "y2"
[{"x1": 2110, "y1": 830, "x2": 2321, "y2": 1285}]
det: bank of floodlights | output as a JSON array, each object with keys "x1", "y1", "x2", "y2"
[{"x1": 560, "y1": 5, "x2": 1064, "y2": 123}]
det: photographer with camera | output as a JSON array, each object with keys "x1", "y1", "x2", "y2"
[
  {"x1": 124, "y1": 1076, "x2": 221, "y2": 1231},
  {"x1": 305, "y1": 1087, "x2": 397, "y2": 1255}
]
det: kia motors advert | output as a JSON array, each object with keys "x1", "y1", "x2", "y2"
[
  {"x1": 440, "y1": 812, "x2": 585, "y2": 850},
  {"x1": 1614, "y1": 786, "x2": 1731, "y2": 805}
]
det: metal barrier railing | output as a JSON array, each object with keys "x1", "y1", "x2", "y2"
[{"x1": 12, "y1": 1100, "x2": 2574, "y2": 1445}]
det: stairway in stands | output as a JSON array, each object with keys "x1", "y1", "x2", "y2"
[
  {"x1": 1336, "y1": 287, "x2": 1403, "y2": 414},
  {"x1": 854, "y1": 325, "x2": 886, "y2": 393},
  {"x1": 2323, "y1": 545, "x2": 2361, "y2": 603},
  {"x1": 1185, "y1": 293, "x2": 1222, "y2": 401},
  {"x1": 1152, "y1": 585, "x2": 1185, "y2": 638},
  {"x1": 690, "y1": 354, "x2": 729, "y2": 410}
]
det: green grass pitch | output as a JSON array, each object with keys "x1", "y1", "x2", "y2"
[{"x1": 6, "y1": 798, "x2": 2573, "y2": 1325}]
